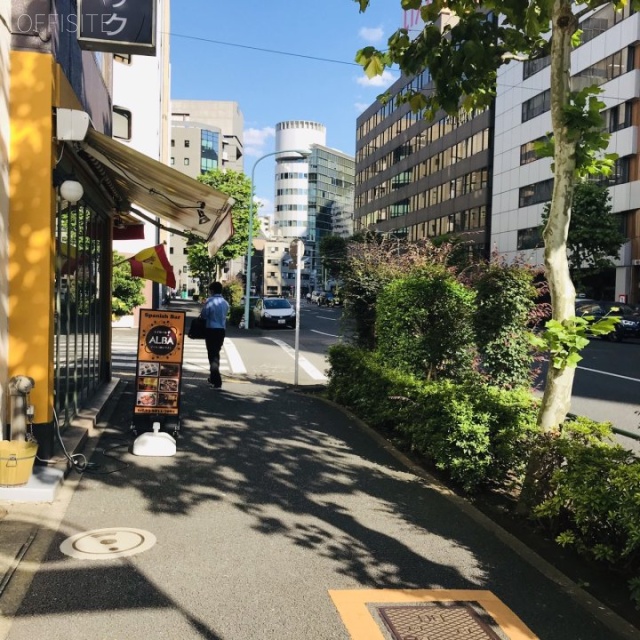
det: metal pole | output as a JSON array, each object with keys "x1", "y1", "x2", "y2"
[
  {"x1": 244, "y1": 149, "x2": 309, "y2": 330},
  {"x1": 294, "y1": 240, "x2": 302, "y2": 386},
  {"x1": 243, "y1": 159, "x2": 258, "y2": 330}
]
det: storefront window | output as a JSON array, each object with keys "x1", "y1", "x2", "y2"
[{"x1": 55, "y1": 201, "x2": 108, "y2": 425}]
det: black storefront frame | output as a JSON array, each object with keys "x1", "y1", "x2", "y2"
[{"x1": 54, "y1": 199, "x2": 111, "y2": 427}]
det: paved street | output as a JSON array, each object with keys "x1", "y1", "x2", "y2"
[
  {"x1": 1, "y1": 335, "x2": 639, "y2": 638},
  {"x1": 0, "y1": 301, "x2": 638, "y2": 639}
]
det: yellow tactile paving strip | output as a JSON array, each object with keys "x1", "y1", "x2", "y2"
[{"x1": 328, "y1": 589, "x2": 538, "y2": 640}]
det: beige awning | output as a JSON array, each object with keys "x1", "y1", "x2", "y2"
[{"x1": 79, "y1": 128, "x2": 235, "y2": 255}]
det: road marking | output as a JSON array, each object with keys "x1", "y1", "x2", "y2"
[
  {"x1": 223, "y1": 338, "x2": 247, "y2": 374},
  {"x1": 317, "y1": 315, "x2": 337, "y2": 321},
  {"x1": 266, "y1": 337, "x2": 328, "y2": 381},
  {"x1": 577, "y1": 366, "x2": 640, "y2": 383},
  {"x1": 311, "y1": 329, "x2": 339, "y2": 338}
]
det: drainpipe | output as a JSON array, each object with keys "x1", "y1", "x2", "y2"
[{"x1": 8, "y1": 376, "x2": 35, "y2": 441}]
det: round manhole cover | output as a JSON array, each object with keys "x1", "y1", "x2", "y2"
[{"x1": 60, "y1": 528, "x2": 156, "y2": 560}]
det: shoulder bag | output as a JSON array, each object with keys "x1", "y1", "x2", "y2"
[{"x1": 187, "y1": 314, "x2": 207, "y2": 340}]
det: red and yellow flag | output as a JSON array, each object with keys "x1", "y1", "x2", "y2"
[{"x1": 127, "y1": 244, "x2": 176, "y2": 289}]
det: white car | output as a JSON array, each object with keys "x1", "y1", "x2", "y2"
[{"x1": 252, "y1": 297, "x2": 296, "y2": 329}]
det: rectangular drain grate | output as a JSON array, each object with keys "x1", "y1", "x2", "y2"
[{"x1": 374, "y1": 601, "x2": 508, "y2": 640}]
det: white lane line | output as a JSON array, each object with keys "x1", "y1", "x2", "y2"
[
  {"x1": 317, "y1": 315, "x2": 337, "y2": 321},
  {"x1": 310, "y1": 330, "x2": 339, "y2": 338},
  {"x1": 266, "y1": 337, "x2": 328, "y2": 381},
  {"x1": 223, "y1": 338, "x2": 247, "y2": 374},
  {"x1": 577, "y1": 366, "x2": 640, "y2": 383}
]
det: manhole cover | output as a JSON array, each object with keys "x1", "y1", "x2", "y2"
[
  {"x1": 60, "y1": 528, "x2": 156, "y2": 560},
  {"x1": 374, "y1": 603, "x2": 508, "y2": 640}
]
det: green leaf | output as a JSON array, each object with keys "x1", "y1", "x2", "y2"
[{"x1": 355, "y1": 49, "x2": 385, "y2": 78}]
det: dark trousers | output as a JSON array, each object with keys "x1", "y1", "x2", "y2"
[{"x1": 204, "y1": 328, "x2": 225, "y2": 387}]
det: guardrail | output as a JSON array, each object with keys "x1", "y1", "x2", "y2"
[{"x1": 612, "y1": 426, "x2": 640, "y2": 442}]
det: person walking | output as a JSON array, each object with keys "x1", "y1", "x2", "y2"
[{"x1": 201, "y1": 281, "x2": 229, "y2": 389}]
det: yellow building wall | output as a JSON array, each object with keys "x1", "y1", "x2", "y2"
[{"x1": 9, "y1": 50, "x2": 56, "y2": 424}]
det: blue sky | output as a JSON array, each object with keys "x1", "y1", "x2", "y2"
[{"x1": 169, "y1": 1, "x2": 408, "y2": 215}]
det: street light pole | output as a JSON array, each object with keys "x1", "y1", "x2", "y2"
[{"x1": 244, "y1": 148, "x2": 309, "y2": 329}]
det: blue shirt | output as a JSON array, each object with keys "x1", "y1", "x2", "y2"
[{"x1": 202, "y1": 294, "x2": 229, "y2": 329}]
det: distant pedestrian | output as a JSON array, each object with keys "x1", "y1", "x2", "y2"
[{"x1": 201, "y1": 281, "x2": 229, "y2": 389}]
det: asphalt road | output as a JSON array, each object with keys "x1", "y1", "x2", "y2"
[
  {"x1": 2, "y1": 302, "x2": 637, "y2": 639},
  {"x1": 3, "y1": 358, "x2": 636, "y2": 639},
  {"x1": 572, "y1": 338, "x2": 640, "y2": 435}
]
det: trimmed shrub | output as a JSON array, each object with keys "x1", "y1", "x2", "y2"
[
  {"x1": 532, "y1": 417, "x2": 640, "y2": 582},
  {"x1": 327, "y1": 344, "x2": 539, "y2": 491},
  {"x1": 473, "y1": 261, "x2": 537, "y2": 389},
  {"x1": 375, "y1": 270, "x2": 476, "y2": 382}
]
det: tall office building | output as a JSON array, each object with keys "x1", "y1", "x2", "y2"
[
  {"x1": 355, "y1": 4, "x2": 640, "y2": 303},
  {"x1": 308, "y1": 145, "x2": 355, "y2": 289},
  {"x1": 354, "y1": 71, "x2": 492, "y2": 258},
  {"x1": 273, "y1": 120, "x2": 325, "y2": 240},
  {"x1": 273, "y1": 122, "x2": 355, "y2": 291},
  {"x1": 309, "y1": 144, "x2": 355, "y2": 240},
  {"x1": 491, "y1": 2, "x2": 639, "y2": 301},
  {"x1": 171, "y1": 100, "x2": 244, "y2": 173},
  {"x1": 168, "y1": 101, "x2": 245, "y2": 293}
]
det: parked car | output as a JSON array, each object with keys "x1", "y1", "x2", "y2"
[
  {"x1": 316, "y1": 292, "x2": 332, "y2": 306},
  {"x1": 310, "y1": 290, "x2": 323, "y2": 303},
  {"x1": 575, "y1": 299, "x2": 640, "y2": 341},
  {"x1": 252, "y1": 297, "x2": 296, "y2": 328},
  {"x1": 317, "y1": 291, "x2": 342, "y2": 307}
]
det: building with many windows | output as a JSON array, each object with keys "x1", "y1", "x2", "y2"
[
  {"x1": 273, "y1": 121, "x2": 355, "y2": 292},
  {"x1": 273, "y1": 120, "x2": 324, "y2": 240},
  {"x1": 492, "y1": 2, "x2": 639, "y2": 301},
  {"x1": 171, "y1": 100, "x2": 244, "y2": 173},
  {"x1": 171, "y1": 122, "x2": 221, "y2": 176},
  {"x1": 355, "y1": 3, "x2": 640, "y2": 302},
  {"x1": 308, "y1": 145, "x2": 355, "y2": 289},
  {"x1": 354, "y1": 69, "x2": 493, "y2": 259},
  {"x1": 169, "y1": 100, "x2": 245, "y2": 293}
]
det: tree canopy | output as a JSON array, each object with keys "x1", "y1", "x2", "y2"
[
  {"x1": 319, "y1": 235, "x2": 349, "y2": 281},
  {"x1": 112, "y1": 250, "x2": 145, "y2": 317},
  {"x1": 196, "y1": 168, "x2": 260, "y2": 269}
]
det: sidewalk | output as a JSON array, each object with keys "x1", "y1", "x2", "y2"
[{"x1": 0, "y1": 372, "x2": 639, "y2": 639}]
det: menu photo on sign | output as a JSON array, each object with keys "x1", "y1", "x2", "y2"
[{"x1": 134, "y1": 310, "x2": 186, "y2": 417}]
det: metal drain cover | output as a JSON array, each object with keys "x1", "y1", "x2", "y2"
[
  {"x1": 374, "y1": 603, "x2": 508, "y2": 640},
  {"x1": 60, "y1": 528, "x2": 156, "y2": 560}
]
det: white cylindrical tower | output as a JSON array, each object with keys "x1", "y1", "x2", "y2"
[{"x1": 274, "y1": 121, "x2": 326, "y2": 240}]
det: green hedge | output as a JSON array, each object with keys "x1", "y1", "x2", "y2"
[
  {"x1": 532, "y1": 417, "x2": 640, "y2": 602},
  {"x1": 327, "y1": 344, "x2": 640, "y2": 605},
  {"x1": 327, "y1": 344, "x2": 538, "y2": 491}
]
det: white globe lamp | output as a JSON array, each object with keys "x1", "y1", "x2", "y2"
[{"x1": 59, "y1": 179, "x2": 84, "y2": 204}]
